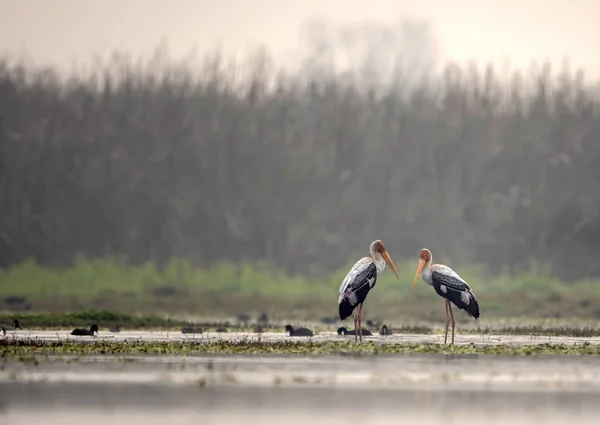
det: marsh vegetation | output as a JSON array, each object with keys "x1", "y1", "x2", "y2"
[{"x1": 2, "y1": 338, "x2": 600, "y2": 357}]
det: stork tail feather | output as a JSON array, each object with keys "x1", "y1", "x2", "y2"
[
  {"x1": 339, "y1": 299, "x2": 355, "y2": 321},
  {"x1": 464, "y1": 292, "x2": 480, "y2": 319}
]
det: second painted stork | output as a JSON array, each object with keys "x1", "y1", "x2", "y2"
[
  {"x1": 338, "y1": 240, "x2": 400, "y2": 342},
  {"x1": 413, "y1": 248, "x2": 480, "y2": 345}
]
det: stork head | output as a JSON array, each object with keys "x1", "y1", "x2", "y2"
[
  {"x1": 370, "y1": 240, "x2": 400, "y2": 279},
  {"x1": 413, "y1": 248, "x2": 432, "y2": 288}
]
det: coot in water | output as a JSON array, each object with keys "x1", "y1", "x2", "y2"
[
  {"x1": 285, "y1": 324, "x2": 313, "y2": 337},
  {"x1": 181, "y1": 327, "x2": 203, "y2": 334},
  {"x1": 71, "y1": 324, "x2": 99, "y2": 336},
  {"x1": 379, "y1": 324, "x2": 392, "y2": 335}
]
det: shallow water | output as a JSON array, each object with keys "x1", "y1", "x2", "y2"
[
  {"x1": 2, "y1": 352, "x2": 600, "y2": 424},
  {"x1": 2, "y1": 383, "x2": 600, "y2": 425}
]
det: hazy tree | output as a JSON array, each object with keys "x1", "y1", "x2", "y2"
[{"x1": 1, "y1": 46, "x2": 600, "y2": 281}]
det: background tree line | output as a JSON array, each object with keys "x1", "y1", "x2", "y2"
[{"x1": 0, "y1": 45, "x2": 599, "y2": 282}]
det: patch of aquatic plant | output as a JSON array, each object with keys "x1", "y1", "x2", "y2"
[
  {"x1": 1, "y1": 338, "x2": 600, "y2": 357},
  {"x1": 381, "y1": 324, "x2": 600, "y2": 337},
  {"x1": 458, "y1": 325, "x2": 600, "y2": 338}
]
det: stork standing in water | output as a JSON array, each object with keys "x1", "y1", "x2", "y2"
[
  {"x1": 338, "y1": 240, "x2": 400, "y2": 342},
  {"x1": 413, "y1": 248, "x2": 480, "y2": 345}
]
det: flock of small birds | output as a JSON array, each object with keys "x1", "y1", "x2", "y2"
[
  {"x1": 0, "y1": 320, "x2": 116, "y2": 337},
  {"x1": 178, "y1": 313, "x2": 392, "y2": 338},
  {"x1": 0, "y1": 313, "x2": 393, "y2": 338}
]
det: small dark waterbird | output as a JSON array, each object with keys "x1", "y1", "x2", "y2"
[
  {"x1": 109, "y1": 324, "x2": 121, "y2": 333},
  {"x1": 257, "y1": 312, "x2": 269, "y2": 325},
  {"x1": 337, "y1": 327, "x2": 373, "y2": 336},
  {"x1": 338, "y1": 240, "x2": 400, "y2": 342},
  {"x1": 413, "y1": 248, "x2": 480, "y2": 345},
  {"x1": 285, "y1": 324, "x2": 313, "y2": 337},
  {"x1": 71, "y1": 324, "x2": 99, "y2": 336},
  {"x1": 379, "y1": 325, "x2": 392, "y2": 336},
  {"x1": 0, "y1": 319, "x2": 20, "y2": 331},
  {"x1": 181, "y1": 326, "x2": 203, "y2": 334}
]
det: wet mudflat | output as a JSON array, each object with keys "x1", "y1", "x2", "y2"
[{"x1": 2, "y1": 348, "x2": 600, "y2": 425}]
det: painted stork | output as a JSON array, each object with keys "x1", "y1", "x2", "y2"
[
  {"x1": 413, "y1": 248, "x2": 480, "y2": 345},
  {"x1": 338, "y1": 240, "x2": 400, "y2": 342}
]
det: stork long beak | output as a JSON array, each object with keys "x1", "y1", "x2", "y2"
[
  {"x1": 413, "y1": 258, "x2": 426, "y2": 288},
  {"x1": 380, "y1": 248, "x2": 400, "y2": 280}
]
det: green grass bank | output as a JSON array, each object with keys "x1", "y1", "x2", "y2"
[{"x1": 1, "y1": 256, "x2": 600, "y2": 323}]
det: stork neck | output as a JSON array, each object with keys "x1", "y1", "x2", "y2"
[
  {"x1": 421, "y1": 259, "x2": 433, "y2": 286},
  {"x1": 371, "y1": 252, "x2": 386, "y2": 274}
]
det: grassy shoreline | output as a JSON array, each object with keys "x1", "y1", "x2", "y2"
[
  {"x1": 0, "y1": 311, "x2": 190, "y2": 330},
  {"x1": 2, "y1": 257, "x2": 600, "y2": 322},
  {"x1": 3, "y1": 311, "x2": 600, "y2": 337}
]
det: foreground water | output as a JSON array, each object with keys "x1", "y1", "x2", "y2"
[{"x1": 2, "y1": 350, "x2": 600, "y2": 425}]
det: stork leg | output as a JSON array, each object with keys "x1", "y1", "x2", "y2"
[
  {"x1": 353, "y1": 307, "x2": 359, "y2": 343},
  {"x1": 444, "y1": 299, "x2": 450, "y2": 345},
  {"x1": 448, "y1": 302, "x2": 456, "y2": 345},
  {"x1": 357, "y1": 303, "x2": 363, "y2": 343}
]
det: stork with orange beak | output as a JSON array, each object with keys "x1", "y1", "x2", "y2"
[
  {"x1": 413, "y1": 248, "x2": 480, "y2": 345},
  {"x1": 338, "y1": 240, "x2": 400, "y2": 342}
]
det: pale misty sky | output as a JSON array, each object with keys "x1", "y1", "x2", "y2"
[{"x1": 0, "y1": 0, "x2": 599, "y2": 78}]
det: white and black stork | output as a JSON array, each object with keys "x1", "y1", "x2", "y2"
[
  {"x1": 413, "y1": 248, "x2": 480, "y2": 345},
  {"x1": 338, "y1": 240, "x2": 400, "y2": 342}
]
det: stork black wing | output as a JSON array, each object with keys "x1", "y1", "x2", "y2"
[
  {"x1": 431, "y1": 271, "x2": 480, "y2": 319},
  {"x1": 338, "y1": 262, "x2": 377, "y2": 321}
]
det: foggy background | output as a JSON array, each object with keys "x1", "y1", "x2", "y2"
[{"x1": 1, "y1": 0, "x2": 600, "y2": 288}]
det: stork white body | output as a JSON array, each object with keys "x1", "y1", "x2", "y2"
[
  {"x1": 414, "y1": 249, "x2": 480, "y2": 345},
  {"x1": 338, "y1": 240, "x2": 399, "y2": 342}
]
